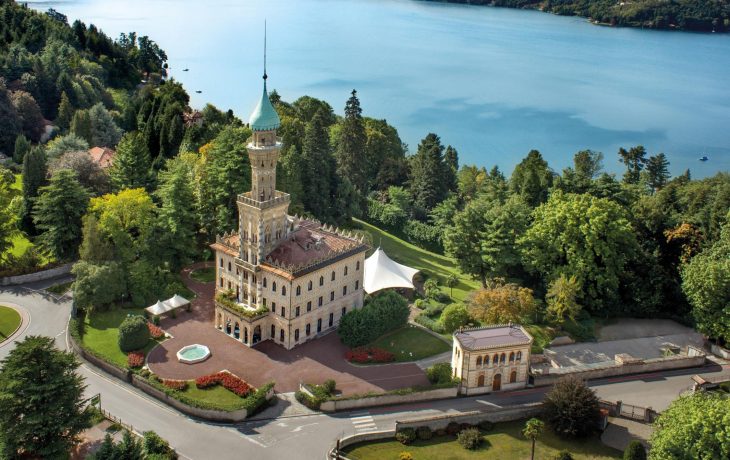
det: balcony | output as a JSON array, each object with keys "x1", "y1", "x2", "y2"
[{"x1": 237, "y1": 190, "x2": 291, "y2": 210}]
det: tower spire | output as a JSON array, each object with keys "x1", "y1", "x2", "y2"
[{"x1": 263, "y1": 20, "x2": 268, "y2": 83}]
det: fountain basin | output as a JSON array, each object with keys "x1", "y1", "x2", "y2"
[{"x1": 177, "y1": 344, "x2": 211, "y2": 364}]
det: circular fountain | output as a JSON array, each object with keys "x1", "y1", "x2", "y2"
[{"x1": 176, "y1": 344, "x2": 211, "y2": 364}]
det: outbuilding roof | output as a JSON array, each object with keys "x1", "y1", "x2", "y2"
[{"x1": 454, "y1": 324, "x2": 533, "y2": 351}]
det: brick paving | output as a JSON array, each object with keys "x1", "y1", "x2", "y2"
[{"x1": 146, "y1": 262, "x2": 429, "y2": 395}]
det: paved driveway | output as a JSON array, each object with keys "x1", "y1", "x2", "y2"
[{"x1": 147, "y1": 263, "x2": 429, "y2": 394}]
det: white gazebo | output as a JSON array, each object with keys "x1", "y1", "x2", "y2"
[
  {"x1": 363, "y1": 248, "x2": 420, "y2": 294},
  {"x1": 145, "y1": 294, "x2": 191, "y2": 317}
]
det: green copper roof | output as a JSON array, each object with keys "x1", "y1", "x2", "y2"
[{"x1": 249, "y1": 82, "x2": 280, "y2": 131}]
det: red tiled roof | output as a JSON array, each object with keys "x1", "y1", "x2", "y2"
[
  {"x1": 88, "y1": 147, "x2": 115, "y2": 169},
  {"x1": 264, "y1": 222, "x2": 362, "y2": 269}
]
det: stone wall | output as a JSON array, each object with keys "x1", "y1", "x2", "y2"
[
  {"x1": 70, "y1": 335, "x2": 132, "y2": 383},
  {"x1": 395, "y1": 403, "x2": 544, "y2": 431},
  {"x1": 0, "y1": 263, "x2": 73, "y2": 286},
  {"x1": 319, "y1": 386, "x2": 458, "y2": 412},
  {"x1": 533, "y1": 353, "x2": 706, "y2": 387},
  {"x1": 327, "y1": 430, "x2": 396, "y2": 460},
  {"x1": 711, "y1": 343, "x2": 730, "y2": 360}
]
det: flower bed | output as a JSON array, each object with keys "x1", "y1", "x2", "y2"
[
  {"x1": 346, "y1": 347, "x2": 396, "y2": 364},
  {"x1": 163, "y1": 379, "x2": 188, "y2": 391},
  {"x1": 148, "y1": 322, "x2": 164, "y2": 339},
  {"x1": 195, "y1": 371, "x2": 252, "y2": 396},
  {"x1": 127, "y1": 350, "x2": 145, "y2": 368}
]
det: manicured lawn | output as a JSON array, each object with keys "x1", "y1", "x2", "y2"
[
  {"x1": 83, "y1": 307, "x2": 157, "y2": 368},
  {"x1": 0, "y1": 305, "x2": 21, "y2": 343},
  {"x1": 190, "y1": 267, "x2": 216, "y2": 283},
  {"x1": 45, "y1": 281, "x2": 72, "y2": 295},
  {"x1": 183, "y1": 384, "x2": 248, "y2": 411},
  {"x1": 369, "y1": 325, "x2": 451, "y2": 362},
  {"x1": 353, "y1": 219, "x2": 479, "y2": 301},
  {"x1": 344, "y1": 420, "x2": 621, "y2": 460}
]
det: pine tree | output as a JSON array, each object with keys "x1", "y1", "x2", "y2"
[
  {"x1": 33, "y1": 169, "x2": 90, "y2": 260},
  {"x1": 510, "y1": 150, "x2": 553, "y2": 207},
  {"x1": 70, "y1": 109, "x2": 92, "y2": 144},
  {"x1": 335, "y1": 89, "x2": 368, "y2": 194},
  {"x1": 88, "y1": 102, "x2": 123, "y2": 147},
  {"x1": 20, "y1": 146, "x2": 47, "y2": 234},
  {"x1": 645, "y1": 153, "x2": 670, "y2": 192},
  {"x1": 110, "y1": 131, "x2": 152, "y2": 191},
  {"x1": 410, "y1": 133, "x2": 448, "y2": 215},
  {"x1": 301, "y1": 109, "x2": 336, "y2": 221},
  {"x1": 13, "y1": 134, "x2": 31, "y2": 164},
  {"x1": 444, "y1": 145, "x2": 459, "y2": 193},
  {"x1": 0, "y1": 336, "x2": 91, "y2": 458},
  {"x1": 79, "y1": 214, "x2": 114, "y2": 262},
  {"x1": 618, "y1": 145, "x2": 647, "y2": 184},
  {"x1": 56, "y1": 91, "x2": 74, "y2": 130},
  {"x1": 154, "y1": 159, "x2": 197, "y2": 270}
]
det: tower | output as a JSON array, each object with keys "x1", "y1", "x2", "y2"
[{"x1": 235, "y1": 32, "x2": 291, "y2": 307}]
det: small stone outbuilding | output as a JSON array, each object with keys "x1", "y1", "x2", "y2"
[{"x1": 452, "y1": 324, "x2": 533, "y2": 395}]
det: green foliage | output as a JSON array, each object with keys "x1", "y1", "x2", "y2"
[
  {"x1": 439, "y1": 303, "x2": 470, "y2": 333},
  {"x1": 48, "y1": 150, "x2": 110, "y2": 195},
  {"x1": 0, "y1": 336, "x2": 91, "y2": 459},
  {"x1": 13, "y1": 134, "x2": 30, "y2": 164},
  {"x1": 644, "y1": 153, "x2": 670, "y2": 192},
  {"x1": 45, "y1": 133, "x2": 89, "y2": 160},
  {"x1": 111, "y1": 131, "x2": 152, "y2": 191},
  {"x1": 415, "y1": 313, "x2": 445, "y2": 334},
  {"x1": 396, "y1": 427, "x2": 417, "y2": 445},
  {"x1": 510, "y1": 150, "x2": 552, "y2": 207},
  {"x1": 554, "y1": 450, "x2": 575, "y2": 460},
  {"x1": 335, "y1": 89, "x2": 368, "y2": 195},
  {"x1": 143, "y1": 430, "x2": 176, "y2": 459},
  {"x1": 72, "y1": 261, "x2": 127, "y2": 309},
  {"x1": 88, "y1": 430, "x2": 144, "y2": 460},
  {"x1": 416, "y1": 426, "x2": 433, "y2": 440},
  {"x1": 426, "y1": 362, "x2": 455, "y2": 385},
  {"x1": 649, "y1": 393, "x2": 730, "y2": 460},
  {"x1": 410, "y1": 133, "x2": 450, "y2": 215},
  {"x1": 118, "y1": 315, "x2": 150, "y2": 353},
  {"x1": 546, "y1": 274, "x2": 582, "y2": 325},
  {"x1": 32, "y1": 169, "x2": 89, "y2": 260},
  {"x1": 20, "y1": 145, "x2": 46, "y2": 233},
  {"x1": 88, "y1": 102, "x2": 123, "y2": 147},
  {"x1": 0, "y1": 167, "x2": 18, "y2": 258},
  {"x1": 544, "y1": 376, "x2": 601, "y2": 439},
  {"x1": 623, "y1": 440, "x2": 646, "y2": 460},
  {"x1": 0, "y1": 82, "x2": 21, "y2": 155},
  {"x1": 79, "y1": 214, "x2": 114, "y2": 262},
  {"x1": 154, "y1": 157, "x2": 197, "y2": 270},
  {"x1": 338, "y1": 291, "x2": 409, "y2": 348},
  {"x1": 520, "y1": 192, "x2": 638, "y2": 315},
  {"x1": 457, "y1": 427, "x2": 482, "y2": 450}
]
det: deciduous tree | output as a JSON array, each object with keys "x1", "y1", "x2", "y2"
[
  {"x1": 467, "y1": 278, "x2": 537, "y2": 324},
  {"x1": 543, "y1": 376, "x2": 600, "y2": 439},
  {"x1": 546, "y1": 274, "x2": 582, "y2": 324}
]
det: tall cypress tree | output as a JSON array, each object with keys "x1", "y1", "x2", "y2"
[
  {"x1": 154, "y1": 158, "x2": 197, "y2": 270},
  {"x1": 56, "y1": 91, "x2": 73, "y2": 131},
  {"x1": 444, "y1": 145, "x2": 459, "y2": 193},
  {"x1": 20, "y1": 146, "x2": 47, "y2": 234},
  {"x1": 409, "y1": 133, "x2": 448, "y2": 215},
  {"x1": 70, "y1": 109, "x2": 92, "y2": 144},
  {"x1": 13, "y1": 134, "x2": 31, "y2": 164},
  {"x1": 110, "y1": 131, "x2": 152, "y2": 191},
  {"x1": 301, "y1": 110, "x2": 336, "y2": 222},
  {"x1": 335, "y1": 89, "x2": 368, "y2": 194}
]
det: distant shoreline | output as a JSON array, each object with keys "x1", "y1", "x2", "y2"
[{"x1": 422, "y1": 0, "x2": 728, "y2": 34}]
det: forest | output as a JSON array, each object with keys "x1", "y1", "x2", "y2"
[
  {"x1": 0, "y1": 0, "x2": 728, "y2": 345},
  {"x1": 434, "y1": 0, "x2": 730, "y2": 32}
]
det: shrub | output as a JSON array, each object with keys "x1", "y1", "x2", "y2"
[
  {"x1": 194, "y1": 372, "x2": 252, "y2": 396},
  {"x1": 478, "y1": 420, "x2": 495, "y2": 432},
  {"x1": 544, "y1": 376, "x2": 601, "y2": 438},
  {"x1": 345, "y1": 347, "x2": 395, "y2": 364},
  {"x1": 395, "y1": 428, "x2": 416, "y2": 445},
  {"x1": 426, "y1": 362, "x2": 454, "y2": 385},
  {"x1": 152, "y1": 315, "x2": 160, "y2": 326},
  {"x1": 162, "y1": 380, "x2": 188, "y2": 391},
  {"x1": 415, "y1": 313, "x2": 445, "y2": 334},
  {"x1": 459, "y1": 423, "x2": 473, "y2": 432},
  {"x1": 623, "y1": 440, "x2": 646, "y2": 460},
  {"x1": 457, "y1": 427, "x2": 482, "y2": 450},
  {"x1": 414, "y1": 299, "x2": 426, "y2": 309},
  {"x1": 143, "y1": 431, "x2": 175, "y2": 459},
  {"x1": 555, "y1": 451, "x2": 574, "y2": 460},
  {"x1": 323, "y1": 379, "x2": 336, "y2": 394},
  {"x1": 399, "y1": 452, "x2": 413, "y2": 460},
  {"x1": 424, "y1": 303, "x2": 444, "y2": 317},
  {"x1": 416, "y1": 426, "x2": 432, "y2": 440},
  {"x1": 338, "y1": 291, "x2": 409, "y2": 348},
  {"x1": 118, "y1": 315, "x2": 150, "y2": 352},
  {"x1": 148, "y1": 322, "x2": 164, "y2": 339},
  {"x1": 127, "y1": 351, "x2": 145, "y2": 368},
  {"x1": 446, "y1": 422, "x2": 461, "y2": 436},
  {"x1": 440, "y1": 303, "x2": 471, "y2": 333}
]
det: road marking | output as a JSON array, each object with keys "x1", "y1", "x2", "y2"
[
  {"x1": 291, "y1": 422, "x2": 319, "y2": 432},
  {"x1": 476, "y1": 400, "x2": 499, "y2": 407},
  {"x1": 350, "y1": 412, "x2": 377, "y2": 433},
  {"x1": 351, "y1": 415, "x2": 373, "y2": 422}
]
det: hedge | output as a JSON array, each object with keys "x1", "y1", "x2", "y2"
[{"x1": 338, "y1": 291, "x2": 409, "y2": 348}]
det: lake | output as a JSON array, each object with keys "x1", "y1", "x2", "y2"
[{"x1": 29, "y1": 0, "x2": 730, "y2": 177}]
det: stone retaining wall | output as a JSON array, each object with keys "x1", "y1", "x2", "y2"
[
  {"x1": 711, "y1": 344, "x2": 730, "y2": 360},
  {"x1": 395, "y1": 402, "x2": 544, "y2": 431},
  {"x1": 533, "y1": 353, "x2": 706, "y2": 387},
  {"x1": 326, "y1": 430, "x2": 395, "y2": 460},
  {"x1": 0, "y1": 263, "x2": 73, "y2": 286},
  {"x1": 70, "y1": 335, "x2": 132, "y2": 383},
  {"x1": 319, "y1": 386, "x2": 458, "y2": 412}
]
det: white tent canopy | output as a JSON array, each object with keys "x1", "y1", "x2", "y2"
[
  {"x1": 363, "y1": 248, "x2": 420, "y2": 294},
  {"x1": 145, "y1": 294, "x2": 190, "y2": 316}
]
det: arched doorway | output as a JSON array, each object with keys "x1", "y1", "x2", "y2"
[
  {"x1": 243, "y1": 327, "x2": 248, "y2": 344},
  {"x1": 477, "y1": 374, "x2": 485, "y2": 387},
  {"x1": 510, "y1": 370, "x2": 517, "y2": 383},
  {"x1": 225, "y1": 320, "x2": 232, "y2": 335},
  {"x1": 253, "y1": 325, "x2": 261, "y2": 344},
  {"x1": 233, "y1": 322, "x2": 240, "y2": 340},
  {"x1": 492, "y1": 374, "x2": 502, "y2": 391}
]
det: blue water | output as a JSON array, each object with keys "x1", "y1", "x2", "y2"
[{"x1": 29, "y1": 0, "x2": 730, "y2": 177}]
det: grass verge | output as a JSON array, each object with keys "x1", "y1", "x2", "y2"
[
  {"x1": 82, "y1": 307, "x2": 157, "y2": 368},
  {"x1": 0, "y1": 305, "x2": 21, "y2": 343},
  {"x1": 369, "y1": 325, "x2": 450, "y2": 362},
  {"x1": 190, "y1": 267, "x2": 215, "y2": 283}
]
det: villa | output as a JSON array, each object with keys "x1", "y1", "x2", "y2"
[{"x1": 211, "y1": 73, "x2": 369, "y2": 350}]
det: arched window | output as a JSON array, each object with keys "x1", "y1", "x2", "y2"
[
  {"x1": 484, "y1": 355, "x2": 489, "y2": 366},
  {"x1": 331, "y1": 271, "x2": 336, "y2": 281},
  {"x1": 263, "y1": 278, "x2": 267, "y2": 288},
  {"x1": 493, "y1": 354, "x2": 498, "y2": 364},
  {"x1": 516, "y1": 351, "x2": 522, "y2": 362},
  {"x1": 356, "y1": 261, "x2": 360, "y2": 270},
  {"x1": 476, "y1": 356, "x2": 482, "y2": 366},
  {"x1": 272, "y1": 281, "x2": 277, "y2": 292},
  {"x1": 344, "y1": 266, "x2": 348, "y2": 276},
  {"x1": 509, "y1": 352, "x2": 515, "y2": 363},
  {"x1": 500, "y1": 353, "x2": 506, "y2": 364},
  {"x1": 296, "y1": 286, "x2": 301, "y2": 296},
  {"x1": 308, "y1": 280, "x2": 312, "y2": 291},
  {"x1": 319, "y1": 276, "x2": 324, "y2": 286}
]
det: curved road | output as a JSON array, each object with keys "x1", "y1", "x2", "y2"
[{"x1": 2, "y1": 281, "x2": 728, "y2": 459}]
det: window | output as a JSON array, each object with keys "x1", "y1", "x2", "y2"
[
  {"x1": 317, "y1": 318, "x2": 322, "y2": 332},
  {"x1": 484, "y1": 355, "x2": 490, "y2": 366},
  {"x1": 270, "y1": 325, "x2": 275, "y2": 338},
  {"x1": 308, "y1": 281, "x2": 312, "y2": 291},
  {"x1": 509, "y1": 352, "x2": 515, "y2": 363},
  {"x1": 272, "y1": 281, "x2": 277, "y2": 292},
  {"x1": 280, "y1": 307, "x2": 285, "y2": 317},
  {"x1": 228, "y1": 262, "x2": 231, "y2": 271},
  {"x1": 493, "y1": 354, "x2": 498, "y2": 364},
  {"x1": 331, "y1": 271, "x2": 335, "y2": 281},
  {"x1": 341, "y1": 307, "x2": 346, "y2": 317},
  {"x1": 476, "y1": 356, "x2": 482, "y2": 366},
  {"x1": 355, "y1": 280, "x2": 359, "y2": 290},
  {"x1": 220, "y1": 258, "x2": 223, "y2": 267},
  {"x1": 280, "y1": 329, "x2": 284, "y2": 342},
  {"x1": 500, "y1": 353, "x2": 506, "y2": 364},
  {"x1": 319, "y1": 276, "x2": 324, "y2": 286},
  {"x1": 227, "y1": 281, "x2": 231, "y2": 290},
  {"x1": 263, "y1": 298, "x2": 267, "y2": 307},
  {"x1": 219, "y1": 278, "x2": 223, "y2": 287},
  {"x1": 344, "y1": 266, "x2": 348, "y2": 276},
  {"x1": 263, "y1": 278, "x2": 267, "y2": 288},
  {"x1": 294, "y1": 329, "x2": 300, "y2": 341},
  {"x1": 516, "y1": 351, "x2": 522, "y2": 362},
  {"x1": 307, "y1": 301, "x2": 312, "y2": 312},
  {"x1": 328, "y1": 313, "x2": 333, "y2": 327},
  {"x1": 356, "y1": 261, "x2": 360, "y2": 270},
  {"x1": 296, "y1": 286, "x2": 301, "y2": 296},
  {"x1": 343, "y1": 286, "x2": 347, "y2": 296},
  {"x1": 306, "y1": 324, "x2": 311, "y2": 336},
  {"x1": 296, "y1": 306, "x2": 300, "y2": 317},
  {"x1": 318, "y1": 296, "x2": 323, "y2": 307},
  {"x1": 272, "y1": 301, "x2": 276, "y2": 310}
]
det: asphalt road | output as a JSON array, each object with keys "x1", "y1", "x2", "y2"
[{"x1": 1, "y1": 284, "x2": 728, "y2": 460}]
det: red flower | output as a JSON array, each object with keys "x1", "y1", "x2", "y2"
[
  {"x1": 345, "y1": 347, "x2": 395, "y2": 363},
  {"x1": 127, "y1": 351, "x2": 145, "y2": 368},
  {"x1": 148, "y1": 322, "x2": 164, "y2": 339},
  {"x1": 194, "y1": 371, "x2": 252, "y2": 396},
  {"x1": 162, "y1": 379, "x2": 187, "y2": 390}
]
